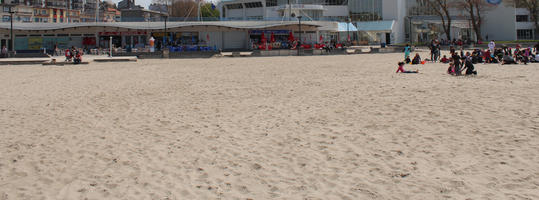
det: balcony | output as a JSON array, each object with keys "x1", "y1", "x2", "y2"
[{"x1": 45, "y1": 2, "x2": 67, "y2": 8}]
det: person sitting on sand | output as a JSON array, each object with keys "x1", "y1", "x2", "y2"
[
  {"x1": 396, "y1": 62, "x2": 418, "y2": 73},
  {"x1": 405, "y1": 56, "x2": 411, "y2": 64},
  {"x1": 531, "y1": 53, "x2": 539, "y2": 63},
  {"x1": 441, "y1": 55, "x2": 449, "y2": 63},
  {"x1": 502, "y1": 53, "x2": 517, "y2": 65},
  {"x1": 462, "y1": 57, "x2": 477, "y2": 75},
  {"x1": 494, "y1": 49, "x2": 504, "y2": 61},
  {"x1": 447, "y1": 62, "x2": 455, "y2": 75},
  {"x1": 65, "y1": 49, "x2": 73, "y2": 62},
  {"x1": 411, "y1": 53, "x2": 421, "y2": 65},
  {"x1": 516, "y1": 49, "x2": 529, "y2": 65},
  {"x1": 73, "y1": 50, "x2": 82, "y2": 64}
]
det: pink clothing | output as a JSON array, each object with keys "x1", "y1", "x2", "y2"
[{"x1": 396, "y1": 65, "x2": 405, "y2": 73}]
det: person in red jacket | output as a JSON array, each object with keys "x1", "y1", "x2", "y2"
[
  {"x1": 73, "y1": 50, "x2": 82, "y2": 64},
  {"x1": 396, "y1": 62, "x2": 419, "y2": 73}
]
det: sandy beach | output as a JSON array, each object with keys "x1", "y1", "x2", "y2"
[{"x1": 1, "y1": 53, "x2": 538, "y2": 199}]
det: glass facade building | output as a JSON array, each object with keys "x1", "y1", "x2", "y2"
[{"x1": 348, "y1": 0, "x2": 382, "y2": 21}]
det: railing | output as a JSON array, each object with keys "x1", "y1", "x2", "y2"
[
  {"x1": 0, "y1": 17, "x2": 350, "y2": 23},
  {"x1": 117, "y1": 17, "x2": 345, "y2": 22}
]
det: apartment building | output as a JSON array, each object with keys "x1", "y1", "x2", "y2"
[{"x1": 0, "y1": 0, "x2": 120, "y2": 23}]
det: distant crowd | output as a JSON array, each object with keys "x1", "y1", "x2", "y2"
[{"x1": 397, "y1": 40, "x2": 539, "y2": 75}]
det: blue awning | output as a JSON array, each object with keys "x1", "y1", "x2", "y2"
[
  {"x1": 356, "y1": 20, "x2": 394, "y2": 32},
  {"x1": 337, "y1": 22, "x2": 358, "y2": 32}
]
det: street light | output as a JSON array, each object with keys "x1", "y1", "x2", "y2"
[
  {"x1": 109, "y1": 36, "x2": 113, "y2": 57},
  {"x1": 9, "y1": 6, "x2": 15, "y2": 52},
  {"x1": 347, "y1": 18, "x2": 350, "y2": 46},
  {"x1": 297, "y1": 15, "x2": 302, "y2": 56},
  {"x1": 164, "y1": 15, "x2": 168, "y2": 48}
]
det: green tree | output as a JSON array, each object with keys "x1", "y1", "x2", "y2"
[{"x1": 200, "y1": 3, "x2": 219, "y2": 20}]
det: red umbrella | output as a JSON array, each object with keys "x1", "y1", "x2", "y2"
[
  {"x1": 270, "y1": 32, "x2": 275, "y2": 43},
  {"x1": 261, "y1": 32, "x2": 267, "y2": 43},
  {"x1": 288, "y1": 31, "x2": 294, "y2": 42}
]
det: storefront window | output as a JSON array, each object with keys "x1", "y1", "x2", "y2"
[{"x1": 349, "y1": 0, "x2": 383, "y2": 21}]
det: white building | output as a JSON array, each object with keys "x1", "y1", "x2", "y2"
[{"x1": 219, "y1": 0, "x2": 537, "y2": 44}]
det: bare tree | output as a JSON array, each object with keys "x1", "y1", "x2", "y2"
[
  {"x1": 425, "y1": 0, "x2": 454, "y2": 41},
  {"x1": 152, "y1": 0, "x2": 200, "y2": 18},
  {"x1": 455, "y1": 0, "x2": 495, "y2": 41},
  {"x1": 170, "y1": 0, "x2": 199, "y2": 18},
  {"x1": 506, "y1": 0, "x2": 538, "y2": 39}
]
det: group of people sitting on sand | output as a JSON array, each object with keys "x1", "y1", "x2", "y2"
[
  {"x1": 435, "y1": 41, "x2": 539, "y2": 65},
  {"x1": 397, "y1": 42, "x2": 539, "y2": 75},
  {"x1": 65, "y1": 46, "x2": 83, "y2": 64}
]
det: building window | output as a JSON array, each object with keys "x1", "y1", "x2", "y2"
[
  {"x1": 245, "y1": 2, "x2": 263, "y2": 8},
  {"x1": 325, "y1": 0, "x2": 347, "y2": 5},
  {"x1": 35, "y1": 18, "x2": 39, "y2": 22},
  {"x1": 53, "y1": 18, "x2": 57, "y2": 22},
  {"x1": 266, "y1": 0, "x2": 277, "y2": 7},
  {"x1": 41, "y1": 10, "x2": 47, "y2": 15},
  {"x1": 247, "y1": 16, "x2": 264, "y2": 20},
  {"x1": 60, "y1": 18, "x2": 63, "y2": 23},
  {"x1": 2, "y1": 16, "x2": 10, "y2": 22},
  {"x1": 53, "y1": 10, "x2": 57, "y2": 15},
  {"x1": 517, "y1": 29, "x2": 533, "y2": 40},
  {"x1": 349, "y1": 0, "x2": 383, "y2": 21},
  {"x1": 226, "y1": 4, "x2": 243, "y2": 9},
  {"x1": 516, "y1": 15, "x2": 528, "y2": 22},
  {"x1": 3, "y1": 7, "x2": 10, "y2": 12}
]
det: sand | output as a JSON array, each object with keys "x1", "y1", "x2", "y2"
[{"x1": 1, "y1": 53, "x2": 538, "y2": 200}]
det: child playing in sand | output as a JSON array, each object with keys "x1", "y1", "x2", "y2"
[
  {"x1": 396, "y1": 62, "x2": 418, "y2": 73},
  {"x1": 405, "y1": 56, "x2": 411, "y2": 64},
  {"x1": 441, "y1": 55, "x2": 449, "y2": 63}
]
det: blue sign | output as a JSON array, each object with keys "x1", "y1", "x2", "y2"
[{"x1": 487, "y1": 0, "x2": 502, "y2": 5}]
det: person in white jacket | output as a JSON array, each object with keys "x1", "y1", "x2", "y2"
[{"x1": 488, "y1": 40, "x2": 495, "y2": 52}]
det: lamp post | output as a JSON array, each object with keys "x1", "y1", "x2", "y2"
[
  {"x1": 297, "y1": 15, "x2": 302, "y2": 56},
  {"x1": 346, "y1": 18, "x2": 350, "y2": 46},
  {"x1": 109, "y1": 36, "x2": 113, "y2": 57},
  {"x1": 9, "y1": 6, "x2": 15, "y2": 52},
  {"x1": 164, "y1": 15, "x2": 168, "y2": 48}
]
